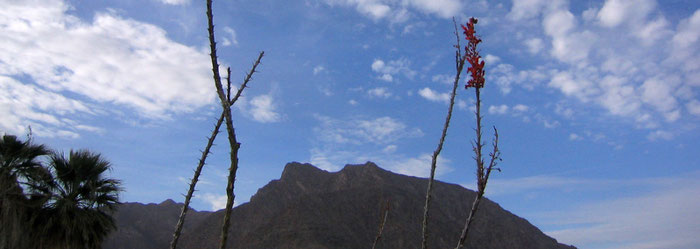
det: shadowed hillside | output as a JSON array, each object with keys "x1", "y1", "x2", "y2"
[{"x1": 105, "y1": 162, "x2": 576, "y2": 249}]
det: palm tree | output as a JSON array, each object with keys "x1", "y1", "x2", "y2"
[
  {"x1": 0, "y1": 134, "x2": 50, "y2": 249},
  {"x1": 37, "y1": 150, "x2": 121, "y2": 249}
]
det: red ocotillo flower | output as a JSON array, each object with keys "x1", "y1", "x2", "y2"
[{"x1": 462, "y1": 17, "x2": 485, "y2": 89}]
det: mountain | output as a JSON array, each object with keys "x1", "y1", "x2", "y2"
[
  {"x1": 105, "y1": 162, "x2": 576, "y2": 249},
  {"x1": 103, "y1": 199, "x2": 211, "y2": 249}
]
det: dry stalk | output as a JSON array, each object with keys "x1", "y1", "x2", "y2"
[
  {"x1": 169, "y1": 112, "x2": 223, "y2": 249},
  {"x1": 205, "y1": 1, "x2": 267, "y2": 249},
  {"x1": 421, "y1": 18, "x2": 467, "y2": 249},
  {"x1": 169, "y1": 52, "x2": 263, "y2": 249},
  {"x1": 372, "y1": 200, "x2": 391, "y2": 249}
]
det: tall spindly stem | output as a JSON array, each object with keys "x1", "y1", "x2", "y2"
[
  {"x1": 454, "y1": 17, "x2": 501, "y2": 249},
  {"x1": 421, "y1": 18, "x2": 467, "y2": 249}
]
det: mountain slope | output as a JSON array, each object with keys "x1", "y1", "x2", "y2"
[{"x1": 106, "y1": 162, "x2": 576, "y2": 249}]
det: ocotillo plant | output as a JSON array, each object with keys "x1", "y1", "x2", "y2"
[
  {"x1": 169, "y1": 55, "x2": 263, "y2": 249},
  {"x1": 421, "y1": 18, "x2": 469, "y2": 249},
  {"x1": 455, "y1": 17, "x2": 501, "y2": 249}
]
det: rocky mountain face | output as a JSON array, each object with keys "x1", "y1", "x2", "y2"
[
  {"x1": 105, "y1": 162, "x2": 576, "y2": 249},
  {"x1": 103, "y1": 199, "x2": 211, "y2": 249}
]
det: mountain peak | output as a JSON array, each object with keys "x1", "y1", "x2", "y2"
[
  {"x1": 338, "y1": 161, "x2": 390, "y2": 181},
  {"x1": 158, "y1": 199, "x2": 178, "y2": 207},
  {"x1": 280, "y1": 161, "x2": 329, "y2": 182}
]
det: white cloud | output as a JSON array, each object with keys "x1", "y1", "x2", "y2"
[
  {"x1": 431, "y1": 74, "x2": 453, "y2": 85},
  {"x1": 314, "y1": 115, "x2": 422, "y2": 145},
  {"x1": 512, "y1": 104, "x2": 529, "y2": 112},
  {"x1": 378, "y1": 73, "x2": 394, "y2": 82},
  {"x1": 671, "y1": 10, "x2": 700, "y2": 72},
  {"x1": 348, "y1": 99, "x2": 359, "y2": 105},
  {"x1": 543, "y1": 9, "x2": 596, "y2": 64},
  {"x1": 542, "y1": 175, "x2": 700, "y2": 249},
  {"x1": 384, "y1": 153, "x2": 452, "y2": 178},
  {"x1": 247, "y1": 95, "x2": 281, "y2": 123},
  {"x1": 367, "y1": 87, "x2": 392, "y2": 98},
  {"x1": 686, "y1": 100, "x2": 700, "y2": 116},
  {"x1": 157, "y1": 0, "x2": 190, "y2": 5},
  {"x1": 598, "y1": 75, "x2": 641, "y2": 117},
  {"x1": 382, "y1": 144, "x2": 397, "y2": 153},
  {"x1": 596, "y1": 0, "x2": 655, "y2": 28},
  {"x1": 640, "y1": 77, "x2": 680, "y2": 122},
  {"x1": 487, "y1": 173, "x2": 700, "y2": 248},
  {"x1": 484, "y1": 54, "x2": 500, "y2": 64},
  {"x1": 418, "y1": 87, "x2": 450, "y2": 103},
  {"x1": 313, "y1": 65, "x2": 326, "y2": 75},
  {"x1": 0, "y1": 0, "x2": 214, "y2": 137},
  {"x1": 323, "y1": 0, "x2": 462, "y2": 21},
  {"x1": 543, "y1": 10, "x2": 575, "y2": 37},
  {"x1": 647, "y1": 130, "x2": 673, "y2": 141},
  {"x1": 548, "y1": 71, "x2": 597, "y2": 101},
  {"x1": 220, "y1": 27, "x2": 238, "y2": 47},
  {"x1": 569, "y1": 133, "x2": 582, "y2": 141},
  {"x1": 489, "y1": 63, "x2": 548, "y2": 94},
  {"x1": 507, "y1": 0, "x2": 564, "y2": 21},
  {"x1": 371, "y1": 58, "x2": 416, "y2": 82},
  {"x1": 524, "y1": 38, "x2": 544, "y2": 55},
  {"x1": 308, "y1": 149, "x2": 452, "y2": 179},
  {"x1": 457, "y1": 100, "x2": 467, "y2": 110},
  {"x1": 0, "y1": 76, "x2": 93, "y2": 138},
  {"x1": 198, "y1": 193, "x2": 228, "y2": 211},
  {"x1": 488, "y1": 104, "x2": 509, "y2": 115}
]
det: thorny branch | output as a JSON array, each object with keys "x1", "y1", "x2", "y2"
[
  {"x1": 372, "y1": 200, "x2": 391, "y2": 249},
  {"x1": 454, "y1": 17, "x2": 501, "y2": 249},
  {"x1": 421, "y1": 18, "x2": 467, "y2": 249}
]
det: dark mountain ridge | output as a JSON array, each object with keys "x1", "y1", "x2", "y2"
[{"x1": 105, "y1": 162, "x2": 576, "y2": 249}]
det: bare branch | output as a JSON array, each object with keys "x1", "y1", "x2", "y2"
[
  {"x1": 455, "y1": 18, "x2": 502, "y2": 249},
  {"x1": 169, "y1": 112, "x2": 224, "y2": 249},
  {"x1": 372, "y1": 200, "x2": 391, "y2": 249},
  {"x1": 421, "y1": 18, "x2": 468, "y2": 249},
  {"x1": 230, "y1": 51, "x2": 264, "y2": 106},
  {"x1": 205, "y1": 1, "x2": 244, "y2": 249}
]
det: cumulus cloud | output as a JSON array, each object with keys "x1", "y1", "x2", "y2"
[
  {"x1": 596, "y1": 0, "x2": 656, "y2": 28},
  {"x1": 524, "y1": 38, "x2": 544, "y2": 55},
  {"x1": 488, "y1": 104, "x2": 509, "y2": 115},
  {"x1": 432, "y1": 74, "x2": 453, "y2": 85},
  {"x1": 220, "y1": 27, "x2": 238, "y2": 47},
  {"x1": 368, "y1": 87, "x2": 392, "y2": 98},
  {"x1": 323, "y1": 0, "x2": 462, "y2": 22},
  {"x1": 507, "y1": 0, "x2": 566, "y2": 21},
  {"x1": 687, "y1": 100, "x2": 700, "y2": 116},
  {"x1": 309, "y1": 115, "x2": 427, "y2": 173},
  {"x1": 417, "y1": 87, "x2": 450, "y2": 103},
  {"x1": 247, "y1": 95, "x2": 281, "y2": 123},
  {"x1": 0, "y1": 0, "x2": 214, "y2": 136},
  {"x1": 197, "y1": 193, "x2": 228, "y2": 211},
  {"x1": 157, "y1": 0, "x2": 190, "y2": 5},
  {"x1": 384, "y1": 153, "x2": 453, "y2": 178},
  {"x1": 313, "y1": 115, "x2": 423, "y2": 145},
  {"x1": 489, "y1": 63, "x2": 548, "y2": 94},
  {"x1": 647, "y1": 130, "x2": 673, "y2": 141},
  {"x1": 569, "y1": 133, "x2": 582, "y2": 141},
  {"x1": 313, "y1": 65, "x2": 326, "y2": 75},
  {"x1": 484, "y1": 54, "x2": 501, "y2": 64},
  {"x1": 512, "y1": 104, "x2": 529, "y2": 112},
  {"x1": 371, "y1": 58, "x2": 416, "y2": 82},
  {"x1": 309, "y1": 148, "x2": 453, "y2": 178}
]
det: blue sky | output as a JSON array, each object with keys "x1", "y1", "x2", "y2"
[{"x1": 1, "y1": 0, "x2": 699, "y2": 248}]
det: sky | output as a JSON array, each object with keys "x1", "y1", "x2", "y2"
[{"x1": 1, "y1": 0, "x2": 699, "y2": 248}]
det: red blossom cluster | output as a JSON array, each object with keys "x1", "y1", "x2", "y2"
[{"x1": 462, "y1": 17, "x2": 485, "y2": 89}]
